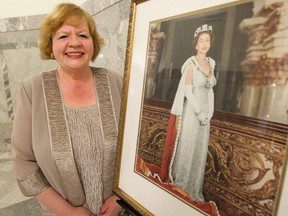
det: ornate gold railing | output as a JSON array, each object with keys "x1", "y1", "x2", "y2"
[{"x1": 137, "y1": 99, "x2": 287, "y2": 216}]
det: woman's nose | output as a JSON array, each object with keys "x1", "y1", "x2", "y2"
[{"x1": 69, "y1": 35, "x2": 81, "y2": 47}]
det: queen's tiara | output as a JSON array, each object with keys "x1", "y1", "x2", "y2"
[{"x1": 194, "y1": 24, "x2": 213, "y2": 38}]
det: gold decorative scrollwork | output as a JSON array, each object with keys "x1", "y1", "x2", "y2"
[
  {"x1": 138, "y1": 109, "x2": 169, "y2": 166},
  {"x1": 138, "y1": 104, "x2": 286, "y2": 216},
  {"x1": 205, "y1": 118, "x2": 286, "y2": 215}
]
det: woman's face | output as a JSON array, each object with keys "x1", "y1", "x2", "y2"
[
  {"x1": 52, "y1": 17, "x2": 94, "y2": 72},
  {"x1": 196, "y1": 33, "x2": 211, "y2": 55}
]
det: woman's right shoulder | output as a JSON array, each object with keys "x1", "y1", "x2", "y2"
[
  {"x1": 22, "y1": 73, "x2": 41, "y2": 84},
  {"x1": 21, "y1": 70, "x2": 56, "y2": 90},
  {"x1": 183, "y1": 56, "x2": 195, "y2": 63},
  {"x1": 181, "y1": 56, "x2": 195, "y2": 74}
]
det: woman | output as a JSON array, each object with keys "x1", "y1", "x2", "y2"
[
  {"x1": 169, "y1": 24, "x2": 216, "y2": 202},
  {"x1": 11, "y1": 3, "x2": 122, "y2": 216}
]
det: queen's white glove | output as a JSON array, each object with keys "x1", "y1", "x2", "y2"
[
  {"x1": 185, "y1": 85, "x2": 201, "y2": 115},
  {"x1": 197, "y1": 113, "x2": 208, "y2": 125}
]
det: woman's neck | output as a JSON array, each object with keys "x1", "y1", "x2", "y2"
[
  {"x1": 57, "y1": 67, "x2": 96, "y2": 107},
  {"x1": 57, "y1": 67, "x2": 92, "y2": 82},
  {"x1": 196, "y1": 54, "x2": 207, "y2": 62}
]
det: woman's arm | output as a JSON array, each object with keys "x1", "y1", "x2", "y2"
[
  {"x1": 12, "y1": 81, "x2": 50, "y2": 195},
  {"x1": 184, "y1": 64, "x2": 200, "y2": 114},
  {"x1": 36, "y1": 187, "x2": 96, "y2": 216},
  {"x1": 184, "y1": 65, "x2": 208, "y2": 125},
  {"x1": 206, "y1": 88, "x2": 214, "y2": 121}
]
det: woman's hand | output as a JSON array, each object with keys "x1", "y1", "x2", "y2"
[
  {"x1": 197, "y1": 113, "x2": 208, "y2": 125},
  {"x1": 206, "y1": 112, "x2": 213, "y2": 122},
  {"x1": 69, "y1": 207, "x2": 97, "y2": 216},
  {"x1": 35, "y1": 187, "x2": 96, "y2": 216},
  {"x1": 100, "y1": 194, "x2": 122, "y2": 216}
]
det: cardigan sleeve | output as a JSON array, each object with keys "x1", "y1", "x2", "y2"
[{"x1": 12, "y1": 80, "x2": 50, "y2": 196}]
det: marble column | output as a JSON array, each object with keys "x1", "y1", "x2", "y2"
[{"x1": 239, "y1": 0, "x2": 288, "y2": 124}]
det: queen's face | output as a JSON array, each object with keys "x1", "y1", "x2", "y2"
[
  {"x1": 196, "y1": 33, "x2": 211, "y2": 55},
  {"x1": 52, "y1": 17, "x2": 94, "y2": 72}
]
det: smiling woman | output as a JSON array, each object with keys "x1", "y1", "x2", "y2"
[{"x1": 11, "y1": 3, "x2": 123, "y2": 216}]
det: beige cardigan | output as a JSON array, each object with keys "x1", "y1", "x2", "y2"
[{"x1": 11, "y1": 67, "x2": 122, "y2": 210}]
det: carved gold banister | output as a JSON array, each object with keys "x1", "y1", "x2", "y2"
[{"x1": 137, "y1": 99, "x2": 287, "y2": 215}]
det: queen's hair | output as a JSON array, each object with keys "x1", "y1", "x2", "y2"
[
  {"x1": 38, "y1": 3, "x2": 103, "y2": 61},
  {"x1": 192, "y1": 31, "x2": 215, "y2": 50}
]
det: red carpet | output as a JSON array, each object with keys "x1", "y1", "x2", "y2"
[{"x1": 136, "y1": 156, "x2": 226, "y2": 216}]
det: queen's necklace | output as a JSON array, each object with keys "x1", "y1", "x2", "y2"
[{"x1": 195, "y1": 56, "x2": 212, "y2": 77}]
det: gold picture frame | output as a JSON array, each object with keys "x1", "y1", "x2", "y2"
[{"x1": 113, "y1": 0, "x2": 288, "y2": 215}]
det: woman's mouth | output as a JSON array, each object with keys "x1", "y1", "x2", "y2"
[{"x1": 66, "y1": 52, "x2": 84, "y2": 57}]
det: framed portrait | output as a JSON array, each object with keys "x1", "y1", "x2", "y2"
[{"x1": 113, "y1": 0, "x2": 288, "y2": 215}]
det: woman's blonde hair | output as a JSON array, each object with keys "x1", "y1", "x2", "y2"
[{"x1": 38, "y1": 3, "x2": 103, "y2": 61}]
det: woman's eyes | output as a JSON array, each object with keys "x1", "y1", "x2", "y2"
[
  {"x1": 58, "y1": 35, "x2": 68, "y2": 39},
  {"x1": 57, "y1": 34, "x2": 89, "y2": 39},
  {"x1": 199, "y1": 39, "x2": 210, "y2": 43},
  {"x1": 79, "y1": 34, "x2": 89, "y2": 38}
]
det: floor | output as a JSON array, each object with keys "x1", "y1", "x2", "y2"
[{"x1": 0, "y1": 123, "x2": 40, "y2": 216}]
